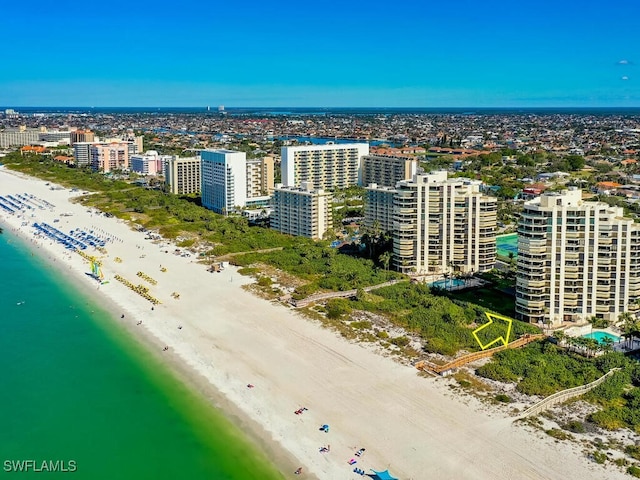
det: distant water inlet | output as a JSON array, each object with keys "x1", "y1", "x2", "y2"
[{"x1": 496, "y1": 233, "x2": 518, "y2": 258}]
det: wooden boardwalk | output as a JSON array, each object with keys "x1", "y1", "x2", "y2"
[
  {"x1": 291, "y1": 279, "x2": 405, "y2": 307},
  {"x1": 415, "y1": 334, "x2": 546, "y2": 375},
  {"x1": 519, "y1": 368, "x2": 621, "y2": 417}
]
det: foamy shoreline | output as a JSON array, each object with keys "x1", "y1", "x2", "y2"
[{"x1": 0, "y1": 167, "x2": 626, "y2": 480}]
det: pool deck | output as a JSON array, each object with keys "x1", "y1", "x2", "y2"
[{"x1": 564, "y1": 326, "x2": 640, "y2": 353}]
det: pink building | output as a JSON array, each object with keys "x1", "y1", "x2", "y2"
[
  {"x1": 130, "y1": 151, "x2": 164, "y2": 175},
  {"x1": 90, "y1": 143, "x2": 129, "y2": 172}
]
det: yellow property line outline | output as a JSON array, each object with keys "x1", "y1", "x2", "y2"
[{"x1": 472, "y1": 312, "x2": 513, "y2": 350}]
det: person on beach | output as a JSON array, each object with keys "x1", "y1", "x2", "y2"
[{"x1": 294, "y1": 467, "x2": 302, "y2": 475}]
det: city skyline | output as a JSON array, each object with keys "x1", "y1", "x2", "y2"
[{"x1": 3, "y1": 0, "x2": 639, "y2": 107}]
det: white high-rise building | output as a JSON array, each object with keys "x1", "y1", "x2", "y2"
[
  {"x1": 270, "y1": 182, "x2": 332, "y2": 239},
  {"x1": 392, "y1": 172, "x2": 497, "y2": 275},
  {"x1": 516, "y1": 188, "x2": 640, "y2": 327},
  {"x1": 201, "y1": 149, "x2": 247, "y2": 214},
  {"x1": 281, "y1": 143, "x2": 369, "y2": 189}
]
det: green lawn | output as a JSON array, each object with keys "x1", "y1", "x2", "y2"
[{"x1": 451, "y1": 287, "x2": 516, "y2": 317}]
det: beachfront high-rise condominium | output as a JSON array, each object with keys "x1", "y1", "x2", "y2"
[
  {"x1": 361, "y1": 154, "x2": 418, "y2": 188},
  {"x1": 516, "y1": 188, "x2": 640, "y2": 327},
  {"x1": 392, "y1": 171, "x2": 497, "y2": 275},
  {"x1": 270, "y1": 182, "x2": 332, "y2": 239},
  {"x1": 364, "y1": 183, "x2": 397, "y2": 233},
  {"x1": 74, "y1": 142, "x2": 100, "y2": 167},
  {"x1": 90, "y1": 143, "x2": 129, "y2": 173},
  {"x1": 164, "y1": 156, "x2": 201, "y2": 195},
  {"x1": 201, "y1": 149, "x2": 247, "y2": 215},
  {"x1": 246, "y1": 156, "x2": 275, "y2": 197},
  {"x1": 281, "y1": 143, "x2": 369, "y2": 189}
]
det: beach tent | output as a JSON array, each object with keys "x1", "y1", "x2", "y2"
[{"x1": 368, "y1": 469, "x2": 399, "y2": 480}]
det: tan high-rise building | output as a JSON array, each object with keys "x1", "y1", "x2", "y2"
[
  {"x1": 70, "y1": 130, "x2": 95, "y2": 145},
  {"x1": 270, "y1": 182, "x2": 332, "y2": 239},
  {"x1": 246, "y1": 156, "x2": 274, "y2": 197},
  {"x1": 90, "y1": 143, "x2": 129, "y2": 173},
  {"x1": 392, "y1": 172, "x2": 497, "y2": 275},
  {"x1": 361, "y1": 154, "x2": 417, "y2": 188},
  {"x1": 281, "y1": 143, "x2": 369, "y2": 189},
  {"x1": 164, "y1": 156, "x2": 201, "y2": 195},
  {"x1": 516, "y1": 188, "x2": 640, "y2": 327},
  {"x1": 364, "y1": 183, "x2": 397, "y2": 233}
]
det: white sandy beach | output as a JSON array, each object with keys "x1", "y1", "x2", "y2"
[{"x1": 0, "y1": 166, "x2": 628, "y2": 480}]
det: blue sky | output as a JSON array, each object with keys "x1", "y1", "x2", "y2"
[{"x1": 2, "y1": 0, "x2": 639, "y2": 107}]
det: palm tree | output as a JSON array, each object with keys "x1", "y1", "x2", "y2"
[
  {"x1": 553, "y1": 330, "x2": 566, "y2": 347},
  {"x1": 564, "y1": 335, "x2": 577, "y2": 353},
  {"x1": 378, "y1": 251, "x2": 391, "y2": 272},
  {"x1": 584, "y1": 338, "x2": 600, "y2": 357},
  {"x1": 619, "y1": 312, "x2": 639, "y2": 349}
]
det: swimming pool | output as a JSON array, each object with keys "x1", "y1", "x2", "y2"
[
  {"x1": 496, "y1": 233, "x2": 518, "y2": 258},
  {"x1": 582, "y1": 331, "x2": 621, "y2": 344},
  {"x1": 430, "y1": 278, "x2": 465, "y2": 289}
]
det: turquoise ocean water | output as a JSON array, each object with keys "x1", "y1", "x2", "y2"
[{"x1": 0, "y1": 229, "x2": 284, "y2": 479}]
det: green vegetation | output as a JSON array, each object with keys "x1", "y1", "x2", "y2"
[
  {"x1": 591, "y1": 450, "x2": 608, "y2": 464},
  {"x1": 476, "y1": 341, "x2": 626, "y2": 396},
  {"x1": 233, "y1": 243, "x2": 403, "y2": 296},
  {"x1": 338, "y1": 282, "x2": 538, "y2": 356},
  {"x1": 450, "y1": 287, "x2": 515, "y2": 317},
  {"x1": 626, "y1": 445, "x2": 640, "y2": 461},
  {"x1": 325, "y1": 298, "x2": 353, "y2": 319},
  {"x1": 562, "y1": 420, "x2": 586, "y2": 433},
  {"x1": 629, "y1": 465, "x2": 640, "y2": 478},
  {"x1": 494, "y1": 393, "x2": 512, "y2": 403},
  {"x1": 3, "y1": 151, "x2": 298, "y2": 255},
  {"x1": 545, "y1": 428, "x2": 573, "y2": 441},
  {"x1": 478, "y1": 341, "x2": 640, "y2": 434}
]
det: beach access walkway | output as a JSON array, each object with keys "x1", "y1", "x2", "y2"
[
  {"x1": 415, "y1": 334, "x2": 546, "y2": 375},
  {"x1": 215, "y1": 247, "x2": 284, "y2": 262},
  {"x1": 519, "y1": 368, "x2": 621, "y2": 418},
  {"x1": 291, "y1": 279, "x2": 405, "y2": 307}
]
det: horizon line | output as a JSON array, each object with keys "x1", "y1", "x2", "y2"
[{"x1": 4, "y1": 105, "x2": 640, "y2": 110}]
